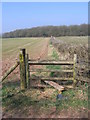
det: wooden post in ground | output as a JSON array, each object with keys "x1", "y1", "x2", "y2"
[
  {"x1": 73, "y1": 54, "x2": 77, "y2": 87},
  {"x1": 26, "y1": 54, "x2": 30, "y2": 89},
  {"x1": 19, "y1": 48, "x2": 27, "y2": 90}
]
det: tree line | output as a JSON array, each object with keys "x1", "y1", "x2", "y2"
[{"x1": 2, "y1": 24, "x2": 88, "y2": 38}]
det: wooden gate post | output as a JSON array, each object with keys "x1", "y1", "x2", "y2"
[
  {"x1": 26, "y1": 54, "x2": 30, "y2": 88},
  {"x1": 19, "y1": 48, "x2": 27, "y2": 90},
  {"x1": 73, "y1": 54, "x2": 77, "y2": 87}
]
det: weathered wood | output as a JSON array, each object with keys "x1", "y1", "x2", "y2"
[
  {"x1": 30, "y1": 69, "x2": 73, "y2": 73},
  {"x1": 44, "y1": 81, "x2": 64, "y2": 91},
  {"x1": 28, "y1": 61, "x2": 74, "y2": 65},
  {"x1": 64, "y1": 85, "x2": 73, "y2": 89},
  {"x1": 42, "y1": 77, "x2": 73, "y2": 81},
  {"x1": 31, "y1": 84, "x2": 47, "y2": 88},
  {"x1": 31, "y1": 77, "x2": 73, "y2": 81},
  {"x1": 29, "y1": 59, "x2": 73, "y2": 62},
  {"x1": 2, "y1": 62, "x2": 19, "y2": 82},
  {"x1": 26, "y1": 54, "x2": 30, "y2": 89},
  {"x1": 19, "y1": 49, "x2": 27, "y2": 90},
  {"x1": 73, "y1": 54, "x2": 77, "y2": 87}
]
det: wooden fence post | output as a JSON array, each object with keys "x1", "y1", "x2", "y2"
[
  {"x1": 73, "y1": 54, "x2": 77, "y2": 87},
  {"x1": 19, "y1": 48, "x2": 27, "y2": 90},
  {"x1": 26, "y1": 54, "x2": 30, "y2": 89}
]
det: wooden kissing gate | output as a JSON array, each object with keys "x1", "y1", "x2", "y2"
[{"x1": 2, "y1": 48, "x2": 77, "y2": 91}]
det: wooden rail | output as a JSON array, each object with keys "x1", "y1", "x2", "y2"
[
  {"x1": 30, "y1": 69, "x2": 73, "y2": 73},
  {"x1": 1, "y1": 62, "x2": 19, "y2": 82},
  {"x1": 44, "y1": 81, "x2": 64, "y2": 91},
  {"x1": 31, "y1": 77, "x2": 73, "y2": 81},
  {"x1": 28, "y1": 61, "x2": 74, "y2": 65}
]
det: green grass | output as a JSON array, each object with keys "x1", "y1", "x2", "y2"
[
  {"x1": 2, "y1": 83, "x2": 19, "y2": 98},
  {"x1": 46, "y1": 49, "x2": 61, "y2": 77},
  {"x1": 56, "y1": 88, "x2": 88, "y2": 110},
  {"x1": 47, "y1": 49, "x2": 59, "y2": 66},
  {"x1": 52, "y1": 50, "x2": 59, "y2": 59}
]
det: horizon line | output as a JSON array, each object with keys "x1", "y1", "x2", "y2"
[{"x1": 2, "y1": 23, "x2": 88, "y2": 34}]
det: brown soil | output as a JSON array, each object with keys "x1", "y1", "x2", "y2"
[{"x1": 3, "y1": 107, "x2": 88, "y2": 118}]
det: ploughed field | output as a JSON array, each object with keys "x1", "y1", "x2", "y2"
[{"x1": 2, "y1": 37, "x2": 49, "y2": 76}]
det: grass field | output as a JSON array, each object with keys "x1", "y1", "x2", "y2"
[
  {"x1": 2, "y1": 37, "x2": 49, "y2": 74},
  {"x1": 2, "y1": 37, "x2": 49, "y2": 58},
  {"x1": 56, "y1": 36, "x2": 88, "y2": 44},
  {"x1": 2, "y1": 36, "x2": 88, "y2": 60}
]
